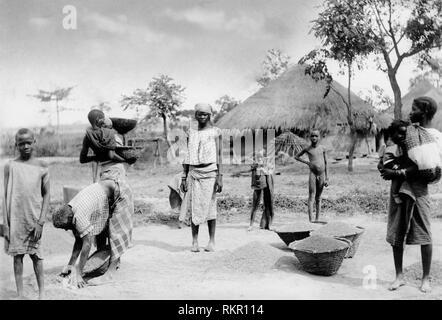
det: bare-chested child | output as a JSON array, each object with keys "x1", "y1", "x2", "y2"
[
  {"x1": 294, "y1": 130, "x2": 328, "y2": 222},
  {"x1": 3, "y1": 128, "x2": 50, "y2": 299}
]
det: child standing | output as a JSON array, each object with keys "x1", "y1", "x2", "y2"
[
  {"x1": 294, "y1": 130, "x2": 328, "y2": 222},
  {"x1": 232, "y1": 150, "x2": 276, "y2": 231},
  {"x1": 3, "y1": 128, "x2": 50, "y2": 299}
]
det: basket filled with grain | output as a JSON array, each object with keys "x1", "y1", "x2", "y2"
[
  {"x1": 115, "y1": 146, "x2": 143, "y2": 164},
  {"x1": 290, "y1": 235, "x2": 351, "y2": 276},
  {"x1": 310, "y1": 221, "x2": 364, "y2": 258},
  {"x1": 274, "y1": 222, "x2": 320, "y2": 246},
  {"x1": 83, "y1": 246, "x2": 111, "y2": 279}
]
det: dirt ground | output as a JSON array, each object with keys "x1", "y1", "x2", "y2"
[{"x1": 1, "y1": 157, "x2": 442, "y2": 300}]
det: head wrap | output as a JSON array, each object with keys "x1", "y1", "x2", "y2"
[{"x1": 194, "y1": 103, "x2": 213, "y2": 116}]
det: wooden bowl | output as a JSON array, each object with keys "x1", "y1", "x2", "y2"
[{"x1": 110, "y1": 117, "x2": 137, "y2": 135}]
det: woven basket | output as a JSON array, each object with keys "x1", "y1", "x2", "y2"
[
  {"x1": 275, "y1": 230, "x2": 312, "y2": 246},
  {"x1": 83, "y1": 247, "x2": 111, "y2": 279},
  {"x1": 311, "y1": 226, "x2": 361, "y2": 259},
  {"x1": 290, "y1": 237, "x2": 351, "y2": 276},
  {"x1": 346, "y1": 226, "x2": 365, "y2": 258}
]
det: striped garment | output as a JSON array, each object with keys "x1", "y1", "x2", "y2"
[
  {"x1": 404, "y1": 125, "x2": 442, "y2": 184},
  {"x1": 179, "y1": 164, "x2": 218, "y2": 226},
  {"x1": 69, "y1": 183, "x2": 109, "y2": 238},
  {"x1": 100, "y1": 163, "x2": 134, "y2": 262}
]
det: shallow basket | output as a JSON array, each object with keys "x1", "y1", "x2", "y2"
[
  {"x1": 346, "y1": 226, "x2": 365, "y2": 258},
  {"x1": 290, "y1": 237, "x2": 351, "y2": 276},
  {"x1": 110, "y1": 117, "x2": 137, "y2": 135},
  {"x1": 311, "y1": 225, "x2": 362, "y2": 259},
  {"x1": 83, "y1": 247, "x2": 111, "y2": 279},
  {"x1": 275, "y1": 230, "x2": 312, "y2": 246}
]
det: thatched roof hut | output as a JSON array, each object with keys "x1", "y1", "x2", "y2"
[
  {"x1": 217, "y1": 64, "x2": 391, "y2": 133},
  {"x1": 400, "y1": 80, "x2": 442, "y2": 130}
]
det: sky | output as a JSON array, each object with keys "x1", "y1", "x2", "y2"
[{"x1": 0, "y1": 0, "x2": 429, "y2": 130}]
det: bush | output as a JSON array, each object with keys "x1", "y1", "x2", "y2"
[{"x1": 217, "y1": 191, "x2": 389, "y2": 215}]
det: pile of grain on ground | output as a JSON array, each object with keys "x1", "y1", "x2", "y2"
[
  {"x1": 274, "y1": 221, "x2": 319, "y2": 233},
  {"x1": 404, "y1": 260, "x2": 442, "y2": 286},
  {"x1": 216, "y1": 241, "x2": 286, "y2": 273},
  {"x1": 291, "y1": 235, "x2": 349, "y2": 253},
  {"x1": 311, "y1": 221, "x2": 359, "y2": 237}
]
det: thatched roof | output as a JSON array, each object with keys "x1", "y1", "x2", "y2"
[
  {"x1": 400, "y1": 80, "x2": 442, "y2": 130},
  {"x1": 217, "y1": 64, "x2": 390, "y2": 132}
]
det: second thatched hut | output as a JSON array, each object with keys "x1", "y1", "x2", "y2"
[{"x1": 217, "y1": 65, "x2": 391, "y2": 157}]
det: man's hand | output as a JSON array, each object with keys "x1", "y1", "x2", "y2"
[
  {"x1": 59, "y1": 265, "x2": 73, "y2": 277},
  {"x1": 215, "y1": 175, "x2": 223, "y2": 193},
  {"x1": 33, "y1": 223, "x2": 43, "y2": 241},
  {"x1": 180, "y1": 178, "x2": 188, "y2": 193},
  {"x1": 324, "y1": 178, "x2": 329, "y2": 187}
]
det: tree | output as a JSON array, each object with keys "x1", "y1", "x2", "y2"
[
  {"x1": 30, "y1": 86, "x2": 74, "y2": 148},
  {"x1": 351, "y1": 0, "x2": 441, "y2": 119},
  {"x1": 257, "y1": 49, "x2": 290, "y2": 87},
  {"x1": 213, "y1": 95, "x2": 240, "y2": 123},
  {"x1": 121, "y1": 75, "x2": 185, "y2": 147},
  {"x1": 91, "y1": 101, "x2": 112, "y2": 113},
  {"x1": 409, "y1": 53, "x2": 442, "y2": 89},
  {"x1": 301, "y1": 0, "x2": 375, "y2": 171}
]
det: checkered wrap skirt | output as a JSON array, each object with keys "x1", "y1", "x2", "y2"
[{"x1": 100, "y1": 163, "x2": 134, "y2": 262}]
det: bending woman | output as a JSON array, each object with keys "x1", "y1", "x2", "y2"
[{"x1": 79, "y1": 109, "x2": 134, "y2": 269}]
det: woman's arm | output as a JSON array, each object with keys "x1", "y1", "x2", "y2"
[
  {"x1": 75, "y1": 235, "x2": 92, "y2": 288},
  {"x1": 181, "y1": 164, "x2": 190, "y2": 193},
  {"x1": 380, "y1": 162, "x2": 418, "y2": 180},
  {"x1": 77, "y1": 235, "x2": 92, "y2": 274},
  {"x1": 79, "y1": 136, "x2": 97, "y2": 164},
  {"x1": 3, "y1": 163, "x2": 10, "y2": 240},
  {"x1": 215, "y1": 133, "x2": 222, "y2": 192},
  {"x1": 67, "y1": 236, "x2": 83, "y2": 267},
  {"x1": 107, "y1": 150, "x2": 127, "y2": 163},
  {"x1": 33, "y1": 166, "x2": 50, "y2": 241}
]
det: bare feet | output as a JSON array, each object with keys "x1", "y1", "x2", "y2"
[
  {"x1": 420, "y1": 278, "x2": 431, "y2": 293},
  {"x1": 205, "y1": 242, "x2": 215, "y2": 252},
  {"x1": 247, "y1": 226, "x2": 253, "y2": 232},
  {"x1": 191, "y1": 243, "x2": 200, "y2": 252},
  {"x1": 388, "y1": 277, "x2": 405, "y2": 291}
]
